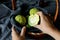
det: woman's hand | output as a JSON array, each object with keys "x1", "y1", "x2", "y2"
[
  {"x1": 12, "y1": 26, "x2": 26, "y2": 40},
  {"x1": 34, "y1": 12, "x2": 60, "y2": 40},
  {"x1": 11, "y1": 11, "x2": 60, "y2": 40},
  {"x1": 34, "y1": 12, "x2": 54, "y2": 34}
]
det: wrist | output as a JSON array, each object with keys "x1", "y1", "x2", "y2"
[{"x1": 47, "y1": 27, "x2": 60, "y2": 40}]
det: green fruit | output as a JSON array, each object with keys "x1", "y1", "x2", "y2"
[
  {"x1": 15, "y1": 15, "x2": 26, "y2": 25},
  {"x1": 28, "y1": 14, "x2": 39, "y2": 26},
  {"x1": 29, "y1": 8, "x2": 39, "y2": 15}
]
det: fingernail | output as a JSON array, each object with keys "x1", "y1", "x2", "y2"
[{"x1": 22, "y1": 26, "x2": 26, "y2": 30}]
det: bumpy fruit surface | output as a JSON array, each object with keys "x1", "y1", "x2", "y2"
[
  {"x1": 15, "y1": 15, "x2": 26, "y2": 25},
  {"x1": 29, "y1": 8, "x2": 39, "y2": 15},
  {"x1": 28, "y1": 14, "x2": 39, "y2": 26}
]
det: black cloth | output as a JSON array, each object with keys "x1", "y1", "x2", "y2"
[{"x1": 0, "y1": 0, "x2": 60, "y2": 40}]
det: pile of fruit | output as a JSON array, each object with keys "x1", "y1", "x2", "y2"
[{"x1": 15, "y1": 8, "x2": 40, "y2": 27}]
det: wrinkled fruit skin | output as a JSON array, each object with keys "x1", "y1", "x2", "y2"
[
  {"x1": 29, "y1": 8, "x2": 39, "y2": 15},
  {"x1": 15, "y1": 15, "x2": 26, "y2": 26},
  {"x1": 28, "y1": 14, "x2": 39, "y2": 26}
]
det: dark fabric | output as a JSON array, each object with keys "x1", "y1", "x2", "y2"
[{"x1": 0, "y1": 0, "x2": 60, "y2": 40}]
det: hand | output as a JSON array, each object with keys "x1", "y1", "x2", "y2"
[
  {"x1": 12, "y1": 26, "x2": 26, "y2": 40},
  {"x1": 34, "y1": 12, "x2": 60, "y2": 40},
  {"x1": 34, "y1": 12, "x2": 55, "y2": 34}
]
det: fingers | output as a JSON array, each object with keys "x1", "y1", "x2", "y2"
[
  {"x1": 34, "y1": 25, "x2": 40, "y2": 28},
  {"x1": 28, "y1": 32, "x2": 45, "y2": 38},
  {"x1": 20, "y1": 26, "x2": 26, "y2": 36},
  {"x1": 37, "y1": 11, "x2": 44, "y2": 18},
  {"x1": 28, "y1": 32, "x2": 46, "y2": 39},
  {"x1": 12, "y1": 26, "x2": 19, "y2": 40},
  {"x1": 28, "y1": 32, "x2": 43, "y2": 35},
  {"x1": 12, "y1": 27, "x2": 18, "y2": 36}
]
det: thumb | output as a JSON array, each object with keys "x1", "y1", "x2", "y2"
[
  {"x1": 20, "y1": 26, "x2": 26, "y2": 36},
  {"x1": 34, "y1": 25, "x2": 41, "y2": 29},
  {"x1": 37, "y1": 11, "x2": 44, "y2": 17},
  {"x1": 12, "y1": 26, "x2": 19, "y2": 38},
  {"x1": 37, "y1": 11, "x2": 44, "y2": 20}
]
